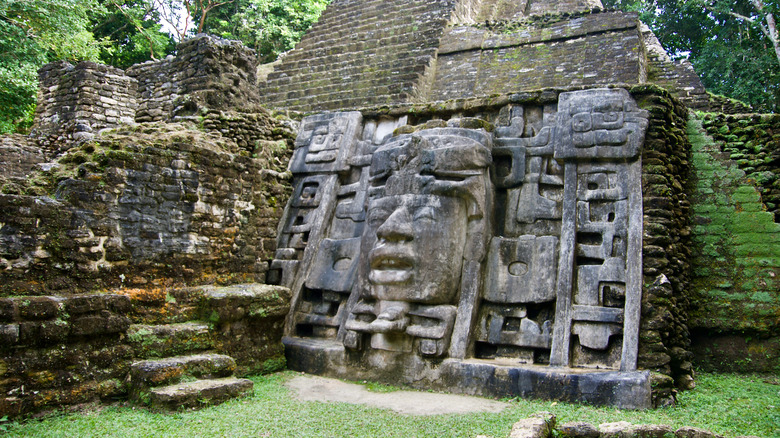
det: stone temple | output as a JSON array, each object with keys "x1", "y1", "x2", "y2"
[{"x1": 2, "y1": 0, "x2": 777, "y2": 417}]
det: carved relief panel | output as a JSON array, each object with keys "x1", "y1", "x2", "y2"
[{"x1": 275, "y1": 88, "x2": 648, "y2": 373}]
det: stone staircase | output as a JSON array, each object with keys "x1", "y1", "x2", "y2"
[
  {"x1": 119, "y1": 284, "x2": 291, "y2": 410},
  {"x1": 258, "y1": 0, "x2": 456, "y2": 111},
  {"x1": 127, "y1": 353, "x2": 253, "y2": 410}
]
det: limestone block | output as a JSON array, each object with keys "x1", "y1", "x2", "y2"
[
  {"x1": 674, "y1": 427, "x2": 725, "y2": 438},
  {"x1": 0, "y1": 324, "x2": 20, "y2": 344},
  {"x1": 509, "y1": 412, "x2": 555, "y2": 438},
  {"x1": 558, "y1": 422, "x2": 599, "y2": 437},
  {"x1": 18, "y1": 297, "x2": 59, "y2": 320}
]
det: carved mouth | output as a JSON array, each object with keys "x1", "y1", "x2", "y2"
[{"x1": 368, "y1": 249, "x2": 414, "y2": 284}]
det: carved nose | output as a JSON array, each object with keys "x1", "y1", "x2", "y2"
[{"x1": 376, "y1": 208, "x2": 413, "y2": 241}]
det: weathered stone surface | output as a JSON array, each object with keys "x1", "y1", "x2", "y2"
[
  {"x1": 1, "y1": 284, "x2": 290, "y2": 418},
  {"x1": 599, "y1": 421, "x2": 635, "y2": 437},
  {"x1": 633, "y1": 424, "x2": 676, "y2": 437},
  {"x1": 279, "y1": 87, "x2": 654, "y2": 408},
  {"x1": 199, "y1": 283, "x2": 292, "y2": 322},
  {"x1": 126, "y1": 322, "x2": 213, "y2": 357},
  {"x1": 0, "y1": 117, "x2": 294, "y2": 296},
  {"x1": 558, "y1": 422, "x2": 599, "y2": 438},
  {"x1": 128, "y1": 353, "x2": 237, "y2": 399},
  {"x1": 675, "y1": 426, "x2": 725, "y2": 438},
  {"x1": 148, "y1": 377, "x2": 253, "y2": 410},
  {"x1": 508, "y1": 412, "x2": 555, "y2": 438}
]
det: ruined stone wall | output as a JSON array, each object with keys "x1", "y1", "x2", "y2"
[
  {"x1": 32, "y1": 34, "x2": 261, "y2": 147},
  {"x1": 633, "y1": 87, "x2": 695, "y2": 397},
  {"x1": 427, "y1": 12, "x2": 645, "y2": 101},
  {"x1": 128, "y1": 56, "x2": 176, "y2": 124},
  {"x1": 0, "y1": 114, "x2": 294, "y2": 297},
  {"x1": 259, "y1": 4, "x2": 647, "y2": 112},
  {"x1": 0, "y1": 135, "x2": 48, "y2": 180},
  {"x1": 258, "y1": 0, "x2": 458, "y2": 111},
  {"x1": 128, "y1": 35, "x2": 261, "y2": 123},
  {"x1": 0, "y1": 284, "x2": 290, "y2": 417},
  {"x1": 34, "y1": 61, "x2": 138, "y2": 149},
  {"x1": 685, "y1": 114, "x2": 780, "y2": 374}
]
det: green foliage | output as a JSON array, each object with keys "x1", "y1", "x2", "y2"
[
  {"x1": 605, "y1": 0, "x2": 780, "y2": 112},
  {"x1": 200, "y1": 0, "x2": 330, "y2": 63},
  {"x1": 91, "y1": 0, "x2": 176, "y2": 69},
  {"x1": 3, "y1": 372, "x2": 779, "y2": 437},
  {"x1": 0, "y1": 0, "x2": 110, "y2": 133}
]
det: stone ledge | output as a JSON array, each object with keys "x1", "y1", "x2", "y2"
[
  {"x1": 283, "y1": 337, "x2": 652, "y2": 409},
  {"x1": 148, "y1": 377, "x2": 253, "y2": 410}
]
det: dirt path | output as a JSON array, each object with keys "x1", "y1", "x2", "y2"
[{"x1": 285, "y1": 374, "x2": 509, "y2": 416}]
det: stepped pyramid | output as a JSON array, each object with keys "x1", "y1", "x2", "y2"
[{"x1": 258, "y1": 0, "x2": 705, "y2": 112}]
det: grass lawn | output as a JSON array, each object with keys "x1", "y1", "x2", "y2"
[{"x1": 3, "y1": 371, "x2": 779, "y2": 437}]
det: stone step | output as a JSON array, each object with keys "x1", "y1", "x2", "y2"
[
  {"x1": 128, "y1": 353, "x2": 237, "y2": 397},
  {"x1": 126, "y1": 322, "x2": 213, "y2": 358},
  {"x1": 273, "y1": 50, "x2": 436, "y2": 79},
  {"x1": 300, "y1": 16, "x2": 434, "y2": 49},
  {"x1": 307, "y1": 2, "x2": 434, "y2": 36},
  {"x1": 149, "y1": 377, "x2": 254, "y2": 410}
]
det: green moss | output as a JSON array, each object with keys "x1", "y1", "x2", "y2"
[
  {"x1": 688, "y1": 116, "x2": 780, "y2": 340},
  {"x1": 259, "y1": 357, "x2": 286, "y2": 374}
]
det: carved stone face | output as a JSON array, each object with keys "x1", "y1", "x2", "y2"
[{"x1": 365, "y1": 193, "x2": 467, "y2": 305}]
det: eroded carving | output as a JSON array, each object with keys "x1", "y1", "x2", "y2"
[
  {"x1": 343, "y1": 128, "x2": 492, "y2": 355},
  {"x1": 277, "y1": 88, "x2": 651, "y2": 402},
  {"x1": 554, "y1": 88, "x2": 649, "y2": 160}
]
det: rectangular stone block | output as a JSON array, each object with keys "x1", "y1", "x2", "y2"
[
  {"x1": 0, "y1": 324, "x2": 20, "y2": 344},
  {"x1": 70, "y1": 316, "x2": 109, "y2": 336},
  {"x1": 65, "y1": 295, "x2": 108, "y2": 315},
  {"x1": 0, "y1": 299, "x2": 16, "y2": 322},
  {"x1": 18, "y1": 297, "x2": 59, "y2": 320}
]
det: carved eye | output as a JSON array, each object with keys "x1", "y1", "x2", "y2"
[
  {"x1": 571, "y1": 113, "x2": 592, "y2": 132},
  {"x1": 603, "y1": 112, "x2": 619, "y2": 122},
  {"x1": 413, "y1": 207, "x2": 436, "y2": 223},
  {"x1": 368, "y1": 210, "x2": 390, "y2": 228}
]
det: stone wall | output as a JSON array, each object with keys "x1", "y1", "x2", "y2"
[
  {"x1": 128, "y1": 35, "x2": 261, "y2": 123},
  {"x1": 32, "y1": 35, "x2": 262, "y2": 151},
  {"x1": 34, "y1": 61, "x2": 138, "y2": 151},
  {"x1": 0, "y1": 135, "x2": 48, "y2": 181},
  {"x1": 452, "y1": 0, "x2": 601, "y2": 22},
  {"x1": 686, "y1": 115, "x2": 780, "y2": 374},
  {"x1": 702, "y1": 114, "x2": 780, "y2": 222},
  {"x1": 258, "y1": 3, "x2": 651, "y2": 112},
  {"x1": 427, "y1": 11, "x2": 645, "y2": 101},
  {"x1": 633, "y1": 87, "x2": 695, "y2": 397},
  {"x1": 0, "y1": 284, "x2": 290, "y2": 417},
  {"x1": 0, "y1": 112, "x2": 295, "y2": 297}
]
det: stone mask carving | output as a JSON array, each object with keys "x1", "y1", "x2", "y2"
[
  {"x1": 276, "y1": 90, "x2": 652, "y2": 407},
  {"x1": 344, "y1": 128, "x2": 492, "y2": 355}
]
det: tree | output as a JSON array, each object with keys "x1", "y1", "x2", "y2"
[
  {"x1": 0, "y1": 0, "x2": 110, "y2": 133},
  {"x1": 91, "y1": 0, "x2": 176, "y2": 68},
  {"x1": 199, "y1": 0, "x2": 330, "y2": 63},
  {"x1": 151, "y1": 0, "x2": 232, "y2": 42},
  {"x1": 605, "y1": 0, "x2": 780, "y2": 112}
]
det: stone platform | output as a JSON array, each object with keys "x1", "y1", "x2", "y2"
[{"x1": 284, "y1": 337, "x2": 651, "y2": 409}]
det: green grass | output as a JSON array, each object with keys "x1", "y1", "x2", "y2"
[{"x1": 4, "y1": 372, "x2": 779, "y2": 437}]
